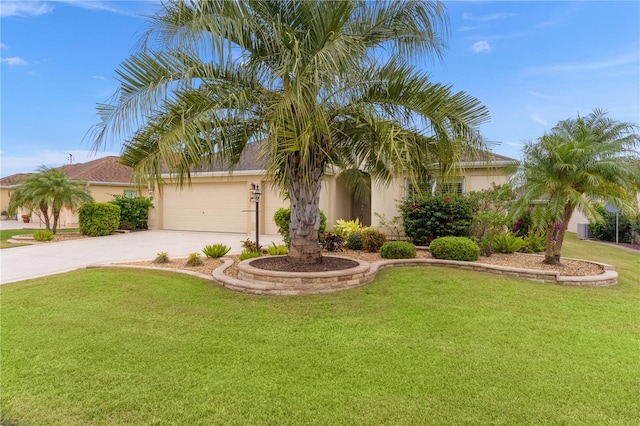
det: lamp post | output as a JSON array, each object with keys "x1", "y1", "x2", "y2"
[{"x1": 250, "y1": 184, "x2": 262, "y2": 250}]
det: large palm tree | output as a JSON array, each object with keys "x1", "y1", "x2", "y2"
[
  {"x1": 510, "y1": 109, "x2": 640, "y2": 265},
  {"x1": 8, "y1": 167, "x2": 94, "y2": 234},
  {"x1": 90, "y1": 0, "x2": 490, "y2": 264}
]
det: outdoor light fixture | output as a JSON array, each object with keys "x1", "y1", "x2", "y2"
[{"x1": 250, "y1": 183, "x2": 262, "y2": 250}]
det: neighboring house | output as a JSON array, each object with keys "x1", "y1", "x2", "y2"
[
  {"x1": 1, "y1": 148, "x2": 518, "y2": 235},
  {"x1": 0, "y1": 156, "x2": 139, "y2": 228}
]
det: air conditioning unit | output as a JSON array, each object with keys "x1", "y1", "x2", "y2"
[{"x1": 577, "y1": 223, "x2": 592, "y2": 240}]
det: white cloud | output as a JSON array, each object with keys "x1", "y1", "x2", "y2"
[
  {"x1": 530, "y1": 114, "x2": 548, "y2": 126},
  {"x1": 92, "y1": 75, "x2": 106, "y2": 80},
  {"x1": 1, "y1": 56, "x2": 28, "y2": 66},
  {"x1": 0, "y1": 2, "x2": 53, "y2": 17},
  {"x1": 462, "y1": 12, "x2": 515, "y2": 22},
  {"x1": 471, "y1": 41, "x2": 492, "y2": 53},
  {"x1": 0, "y1": 43, "x2": 8, "y2": 49},
  {"x1": 457, "y1": 25, "x2": 487, "y2": 32},
  {"x1": 524, "y1": 52, "x2": 639, "y2": 75}
]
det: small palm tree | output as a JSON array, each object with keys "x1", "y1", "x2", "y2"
[
  {"x1": 510, "y1": 109, "x2": 640, "y2": 264},
  {"x1": 8, "y1": 167, "x2": 94, "y2": 234},
  {"x1": 90, "y1": 0, "x2": 490, "y2": 264}
]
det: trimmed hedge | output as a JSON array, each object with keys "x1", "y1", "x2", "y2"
[
  {"x1": 429, "y1": 236, "x2": 479, "y2": 261},
  {"x1": 380, "y1": 241, "x2": 416, "y2": 259},
  {"x1": 79, "y1": 202, "x2": 120, "y2": 237}
]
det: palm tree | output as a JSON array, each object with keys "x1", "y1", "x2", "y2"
[
  {"x1": 510, "y1": 109, "x2": 640, "y2": 265},
  {"x1": 8, "y1": 167, "x2": 94, "y2": 234},
  {"x1": 90, "y1": 0, "x2": 490, "y2": 264}
]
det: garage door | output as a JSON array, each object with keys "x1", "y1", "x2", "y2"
[{"x1": 161, "y1": 182, "x2": 248, "y2": 232}]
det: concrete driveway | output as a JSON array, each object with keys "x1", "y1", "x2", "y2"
[{"x1": 0, "y1": 224, "x2": 283, "y2": 284}]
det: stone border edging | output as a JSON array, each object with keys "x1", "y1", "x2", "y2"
[{"x1": 90, "y1": 254, "x2": 617, "y2": 296}]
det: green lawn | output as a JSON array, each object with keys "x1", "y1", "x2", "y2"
[{"x1": 1, "y1": 234, "x2": 638, "y2": 425}]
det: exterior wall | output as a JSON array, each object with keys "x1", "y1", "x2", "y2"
[
  {"x1": 568, "y1": 193, "x2": 640, "y2": 233},
  {"x1": 0, "y1": 188, "x2": 11, "y2": 215},
  {"x1": 463, "y1": 168, "x2": 510, "y2": 192}
]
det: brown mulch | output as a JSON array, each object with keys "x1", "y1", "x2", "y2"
[{"x1": 122, "y1": 248, "x2": 604, "y2": 279}]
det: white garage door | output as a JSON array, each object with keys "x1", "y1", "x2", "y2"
[{"x1": 162, "y1": 182, "x2": 248, "y2": 232}]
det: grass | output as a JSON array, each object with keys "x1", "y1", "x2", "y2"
[
  {"x1": 1, "y1": 233, "x2": 638, "y2": 425},
  {"x1": 0, "y1": 228, "x2": 80, "y2": 249}
]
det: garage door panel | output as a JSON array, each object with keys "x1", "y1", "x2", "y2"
[{"x1": 162, "y1": 183, "x2": 247, "y2": 232}]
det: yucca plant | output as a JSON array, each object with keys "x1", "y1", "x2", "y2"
[
  {"x1": 186, "y1": 253, "x2": 203, "y2": 266},
  {"x1": 202, "y1": 244, "x2": 231, "y2": 258}
]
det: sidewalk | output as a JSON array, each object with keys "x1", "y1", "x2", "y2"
[{"x1": 0, "y1": 228, "x2": 283, "y2": 285}]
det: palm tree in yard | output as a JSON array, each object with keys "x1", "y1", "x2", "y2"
[
  {"x1": 8, "y1": 167, "x2": 94, "y2": 234},
  {"x1": 90, "y1": 0, "x2": 490, "y2": 264},
  {"x1": 510, "y1": 109, "x2": 640, "y2": 265}
]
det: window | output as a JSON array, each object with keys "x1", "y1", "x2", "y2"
[
  {"x1": 404, "y1": 176, "x2": 465, "y2": 200},
  {"x1": 123, "y1": 190, "x2": 138, "y2": 198},
  {"x1": 436, "y1": 177, "x2": 465, "y2": 196}
]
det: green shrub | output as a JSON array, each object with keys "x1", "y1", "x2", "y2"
[
  {"x1": 110, "y1": 195, "x2": 154, "y2": 230},
  {"x1": 588, "y1": 203, "x2": 636, "y2": 243},
  {"x1": 33, "y1": 230, "x2": 54, "y2": 242},
  {"x1": 153, "y1": 252, "x2": 169, "y2": 264},
  {"x1": 273, "y1": 207, "x2": 327, "y2": 246},
  {"x1": 399, "y1": 194, "x2": 474, "y2": 246},
  {"x1": 362, "y1": 228, "x2": 387, "y2": 252},
  {"x1": 346, "y1": 231, "x2": 364, "y2": 250},
  {"x1": 380, "y1": 241, "x2": 416, "y2": 259},
  {"x1": 493, "y1": 232, "x2": 527, "y2": 253},
  {"x1": 79, "y1": 202, "x2": 120, "y2": 237},
  {"x1": 520, "y1": 228, "x2": 546, "y2": 253},
  {"x1": 202, "y1": 244, "x2": 231, "y2": 258},
  {"x1": 186, "y1": 253, "x2": 203, "y2": 266},
  {"x1": 239, "y1": 250, "x2": 261, "y2": 261},
  {"x1": 430, "y1": 236, "x2": 479, "y2": 261},
  {"x1": 320, "y1": 232, "x2": 345, "y2": 252},
  {"x1": 332, "y1": 218, "x2": 363, "y2": 238},
  {"x1": 267, "y1": 242, "x2": 288, "y2": 255}
]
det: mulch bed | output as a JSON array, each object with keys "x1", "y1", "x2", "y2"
[{"x1": 249, "y1": 256, "x2": 359, "y2": 273}]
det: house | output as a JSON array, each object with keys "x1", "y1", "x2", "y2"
[
  {"x1": 1, "y1": 148, "x2": 518, "y2": 234},
  {"x1": 0, "y1": 156, "x2": 138, "y2": 227}
]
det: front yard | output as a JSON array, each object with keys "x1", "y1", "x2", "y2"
[{"x1": 1, "y1": 235, "x2": 638, "y2": 425}]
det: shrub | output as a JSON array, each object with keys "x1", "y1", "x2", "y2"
[
  {"x1": 589, "y1": 203, "x2": 636, "y2": 243},
  {"x1": 241, "y1": 239, "x2": 262, "y2": 253},
  {"x1": 186, "y1": 253, "x2": 203, "y2": 266},
  {"x1": 520, "y1": 228, "x2": 546, "y2": 253},
  {"x1": 468, "y1": 184, "x2": 514, "y2": 243},
  {"x1": 362, "y1": 228, "x2": 387, "y2": 252},
  {"x1": 320, "y1": 232, "x2": 345, "y2": 252},
  {"x1": 267, "y1": 242, "x2": 288, "y2": 255},
  {"x1": 239, "y1": 250, "x2": 261, "y2": 261},
  {"x1": 110, "y1": 195, "x2": 154, "y2": 230},
  {"x1": 273, "y1": 207, "x2": 327, "y2": 246},
  {"x1": 153, "y1": 251, "x2": 169, "y2": 264},
  {"x1": 346, "y1": 231, "x2": 364, "y2": 250},
  {"x1": 380, "y1": 241, "x2": 416, "y2": 259},
  {"x1": 202, "y1": 244, "x2": 231, "y2": 258},
  {"x1": 493, "y1": 232, "x2": 528, "y2": 253},
  {"x1": 430, "y1": 236, "x2": 479, "y2": 261},
  {"x1": 33, "y1": 230, "x2": 54, "y2": 242},
  {"x1": 399, "y1": 194, "x2": 474, "y2": 246},
  {"x1": 332, "y1": 218, "x2": 363, "y2": 238},
  {"x1": 79, "y1": 202, "x2": 120, "y2": 237}
]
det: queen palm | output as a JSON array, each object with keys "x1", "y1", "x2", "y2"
[
  {"x1": 8, "y1": 167, "x2": 94, "y2": 234},
  {"x1": 510, "y1": 109, "x2": 640, "y2": 265},
  {"x1": 91, "y1": 0, "x2": 490, "y2": 264}
]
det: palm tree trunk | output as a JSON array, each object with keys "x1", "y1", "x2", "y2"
[
  {"x1": 287, "y1": 152, "x2": 324, "y2": 264},
  {"x1": 52, "y1": 210, "x2": 60, "y2": 235},
  {"x1": 552, "y1": 204, "x2": 575, "y2": 262},
  {"x1": 543, "y1": 222, "x2": 557, "y2": 265},
  {"x1": 39, "y1": 203, "x2": 51, "y2": 232}
]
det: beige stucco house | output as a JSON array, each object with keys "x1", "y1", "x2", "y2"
[
  {"x1": 0, "y1": 156, "x2": 138, "y2": 228},
  {"x1": 1, "y1": 148, "x2": 518, "y2": 235}
]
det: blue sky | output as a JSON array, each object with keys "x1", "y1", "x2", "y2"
[{"x1": 1, "y1": 0, "x2": 639, "y2": 177}]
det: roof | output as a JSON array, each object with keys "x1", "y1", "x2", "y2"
[{"x1": 0, "y1": 156, "x2": 134, "y2": 187}]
